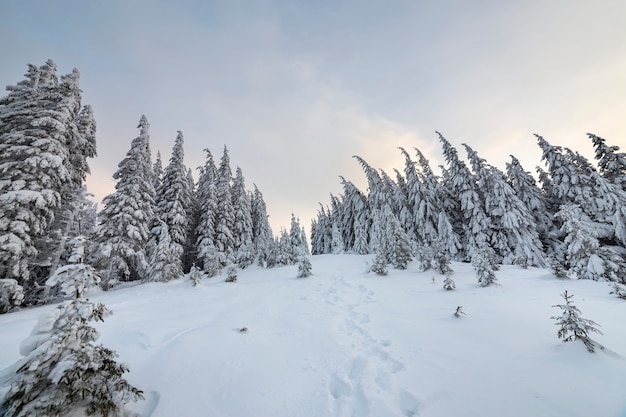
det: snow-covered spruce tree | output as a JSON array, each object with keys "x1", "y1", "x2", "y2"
[
  {"x1": 443, "y1": 275, "x2": 456, "y2": 291},
  {"x1": 464, "y1": 144, "x2": 546, "y2": 268},
  {"x1": 506, "y1": 155, "x2": 558, "y2": 256},
  {"x1": 154, "y1": 131, "x2": 190, "y2": 266},
  {"x1": 0, "y1": 61, "x2": 71, "y2": 286},
  {"x1": 331, "y1": 221, "x2": 345, "y2": 255},
  {"x1": 31, "y1": 72, "x2": 98, "y2": 287},
  {"x1": 1, "y1": 238, "x2": 143, "y2": 417},
  {"x1": 589, "y1": 133, "x2": 626, "y2": 190},
  {"x1": 224, "y1": 263, "x2": 237, "y2": 283},
  {"x1": 189, "y1": 263, "x2": 202, "y2": 286},
  {"x1": 250, "y1": 184, "x2": 273, "y2": 266},
  {"x1": 90, "y1": 116, "x2": 155, "y2": 287},
  {"x1": 472, "y1": 233, "x2": 498, "y2": 287},
  {"x1": 152, "y1": 150, "x2": 163, "y2": 194},
  {"x1": 548, "y1": 255, "x2": 568, "y2": 279},
  {"x1": 232, "y1": 167, "x2": 254, "y2": 268},
  {"x1": 551, "y1": 290, "x2": 603, "y2": 352},
  {"x1": 214, "y1": 146, "x2": 236, "y2": 268},
  {"x1": 432, "y1": 238, "x2": 454, "y2": 278},
  {"x1": 146, "y1": 220, "x2": 182, "y2": 283},
  {"x1": 195, "y1": 149, "x2": 220, "y2": 276},
  {"x1": 289, "y1": 213, "x2": 308, "y2": 260},
  {"x1": 370, "y1": 245, "x2": 389, "y2": 276},
  {"x1": 297, "y1": 256, "x2": 313, "y2": 278},
  {"x1": 382, "y1": 204, "x2": 413, "y2": 270},
  {"x1": 556, "y1": 204, "x2": 626, "y2": 281},
  {"x1": 0, "y1": 279, "x2": 25, "y2": 314},
  {"x1": 340, "y1": 178, "x2": 370, "y2": 255},
  {"x1": 182, "y1": 168, "x2": 199, "y2": 273},
  {"x1": 438, "y1": 133, "x2": 498, "y2": 277}
]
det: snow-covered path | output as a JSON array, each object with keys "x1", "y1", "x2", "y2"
[{"x1": 1, "y1": 254, "x2": 626, "y2": 417}]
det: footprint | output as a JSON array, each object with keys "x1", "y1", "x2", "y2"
[
  {"x1": 349, "y1": 357, "x2": 367, "y2": 380},
  {"x1": 329, "y1": 374, "x2": 351, "y2": 399},
  {"x1": 398, "y1": 389, "x2": 420, "y2": 417}
]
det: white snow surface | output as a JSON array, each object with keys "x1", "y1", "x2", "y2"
[{"x1": 2, "y1": 254, "x2": 626, "y2": 417}]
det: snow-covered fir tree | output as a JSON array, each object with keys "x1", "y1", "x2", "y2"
[
  {"x1": 195, "y1": 149, "x2": 220, "y2": 276},
  {"x1": 91, "y1": 116, "x2": 155, "y2": 287},
  {"x1": 0, "y1": 61, "x2": 94, "y2": 289},
  {"x1": 153, "y1": 131, "x2": 190, "y2": 265},
  {"x1": 250, "y1": 184, "x2": 273, "y2": 266},
  {"x1": 0, "y1": 279, "x2": 24, "y2": 314},
  {"x1": 370, "y1": 245, "x2": 389, "y2": 276},
  {"x1": 152, "y1": 150, "x2": 163, "y2": 193},
  {"x1": 232, "y1": 167, "x2": 254, "y2": 268},
  {"x1": 551, "y1": 290, "x2": 603, "y2": 352},
  {"x1": 147, "y1": 220, "x2": 182, "y2": 283},
  {"x1": 464, "y1": 144, "x2": 546, "y2": 268},
  {"x1": 0, "y1": 237, "x2": 143, "y2": 417},
  {"x1": 506, "y1": 155, "x2": 558, "y2": 255},
  {"x1": 556, "y1": 204, "x2": 626, "y2": 281},
  {"x1": 331, "y1": 221, "x2": 345, "y2": 255},
  {"x1": 214, "y1": 146, "x2": 236, "y2": 268},
  {"x1": 297, "y1": 256, "x2": 313, "y2": 278},
  {"x1": 589, "y1": 133, "x2": 626, "y2": 190}
]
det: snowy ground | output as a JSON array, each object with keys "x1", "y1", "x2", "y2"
[{"x1": 1, "y1": 254, "x2": 626, "y2": 417}]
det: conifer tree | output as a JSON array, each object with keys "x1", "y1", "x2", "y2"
[
  {"x1": 1, "y1": 238, "x2": 143, "y2": 417},
  {"x1": 250, "y1": 184, "x2": 273, "y2": 266},
  {"x1": 0, "y1": 61, "x2": 81, "y2": 286},
  {"x1": 589, "y1": 133, "x2": 626, "y2": 190},
  {"x1": 214, "y1": 146, "x2": 235, "y2": 268},
  {"x1": 154, "y1": 131, "x2": 190, "y2": 264},
  {"x1": 331, "y1": 221, "x2": 345, "y2": 255},
  {"x1": 91, "y1": 116, "x2": 155, "y2": 287},
  {"x1": 464, "y1": 144, "x2": 546, "y2": 267},
  {"x1": 232, "y1": 167, "x2": 254, "y2": 268},
  {"x1": 147, "y1": 221, "x2": 182, "y2": 282},
  {"x1": 438, "y1": 133, "x2": 496, "y2": 270},
  {"x1": 297, "y1": 256, "x2": 313, "y2": 278},
  {"x1": 551, "y1": 290, "x2": 602, "y2": 352},
  {"x1": 195, "y1": 149, "x2": 220, "y2": 276},
  {"x1": 556, "y1": 204, "x2": 626, "y2": 281},
  {"x1": 152, "y1": 151, "x2": 163, "y2": 193}
]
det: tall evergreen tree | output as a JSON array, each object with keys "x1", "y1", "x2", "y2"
[
  {"x1": 0, "y1": 61, "x2": 93, "y2": 287},
  {"x1": 214, "y1": 146, "x2": 235, "y2": 267},
  {"x1": 464, "y1": 144, "x2": 546, "y2": 267},
  {"x1": 91, "y1": 116, "x2": 155, "y2": 286},
  {"x1": 154, "y1": 131, "x2": 190, "y2": 264},
  {"x1": 250, "y1": 184, "x2": 273, "y2": 266},
  {"x1": 195, "y1": 149, "x2": 219, "y2": 275},
  {"x1": 232, "y1": 167, "x2": 254, "y2": 268}
]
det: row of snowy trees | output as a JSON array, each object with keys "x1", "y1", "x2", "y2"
[
  {"x1": 0, "y1": 61, "x2": 309, "y2": 309},
  {"x1": 89, "y1": 116, "x2": 309, "y2": 289},
  {"x1": 312, "y1": 133, "x2": 626, "y2": 286}
]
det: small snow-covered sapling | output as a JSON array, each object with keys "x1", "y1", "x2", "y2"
[
  {"x1": 454, "y1": 306, "x2": 466, "y2": 318},
  {"x1": 551, "y1": 290, "x2": 603, "y2": 352}
]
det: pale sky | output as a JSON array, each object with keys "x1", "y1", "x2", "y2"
[{"x1": 1, "y1": 0, "x2": 625, "y2": 233}]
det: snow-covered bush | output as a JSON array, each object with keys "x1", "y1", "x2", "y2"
[
  {"x1": 370, "y1": 247, "x2": 388, "y2": 276},
  {"x1": 189, "y1": 264, "x2": 202, "y2": 286},
  {"x1": 297, "y1": 256, "x2": 313, "y2": 278},
  {"x1": 225, "y1": 264, "x2": 238, "y2": 282},
  {"x1": 443, "y1": 276, "x2": 456, "y2": 291},
  {"x1": 0, "y1": 279, "x2": 25, "y2": 314},
  {"x1": 551, "y1": 290, "x2": 603, "y2": 352}
]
